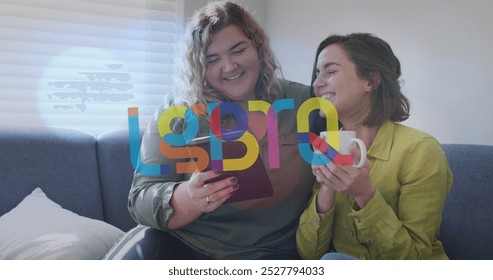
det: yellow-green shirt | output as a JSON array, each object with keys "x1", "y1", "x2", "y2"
[{"x1": 297, "y1": 121, "x2": 453, "y2": 260}]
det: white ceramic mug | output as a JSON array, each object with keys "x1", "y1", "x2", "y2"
[{"x1": 320, "y1": 131, "x2": 367, "y2": 168}]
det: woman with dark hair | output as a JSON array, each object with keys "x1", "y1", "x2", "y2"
[
  {"x1": 296, "y1": 33, "x2": 453, "y2": 260},
  {"x1": 117, "y1": 1, "x2": 314, "y2": 259}
]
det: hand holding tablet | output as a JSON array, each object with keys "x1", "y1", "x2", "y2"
[{"x1": 187, "y1": 137, "x2": 274, "y2": 203}]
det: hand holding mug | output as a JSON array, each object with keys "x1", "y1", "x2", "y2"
[
  {"x1": 317, "y1": 131, "x2": 374, "y2": 208},
  {"x1": 320, "y1": 131, "x2": 367, "y2": 168}
]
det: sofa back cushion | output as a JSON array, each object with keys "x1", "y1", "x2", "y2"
[
  {"x1": 441, "y1": 144, "x2": 493, "y2": 260},
  {"x1": 96, "y1": 130, "x2": 138, "y2": 231},
  {"x1": 0, "y1": 127, "x2": 104, "y2": 220}
]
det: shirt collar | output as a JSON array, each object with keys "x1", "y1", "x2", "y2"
[{"x1": 368, "y1": 120, "x2": 394, "y2": 161}]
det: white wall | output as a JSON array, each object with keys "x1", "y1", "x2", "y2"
[
  {"x1": 182, "y1": 0, "x2": 493, "y2": 145},
  {"x1": 265, "y1": 0, "x2": 493, "y2": 145},
  {"x1": 183, "y1": 0, "x2": 266, "y2": 27}
]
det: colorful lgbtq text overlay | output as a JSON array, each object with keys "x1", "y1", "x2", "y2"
[{"x1": 128, "y1": 97, "x2": 353, "y2": 176}]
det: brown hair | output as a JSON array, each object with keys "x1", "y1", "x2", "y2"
[{"x1": 311, "y1": 33, "x2": 410, "y2": 126}]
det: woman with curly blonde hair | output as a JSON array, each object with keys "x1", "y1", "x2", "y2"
[
  {"x1": 180, "y1": 0, "x2": 282, "y2": 106},
  {"x1": 112, "y1": 1, "x2": 315, "y2": 260}
]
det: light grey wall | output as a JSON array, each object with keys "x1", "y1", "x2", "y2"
[
  {"x1": 182, "y1": 0, "x2": 493, "y2": 145},
  {"x1": 265, "y1": 0, "x2": 493, "y2": 145},
  {"x1": 183, "y1": 0, "x2": 266, "y2": 27}
]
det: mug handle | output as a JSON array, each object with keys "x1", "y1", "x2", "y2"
[{"x1": 349, "y1": 138, "x2": 367, "y2": 168}]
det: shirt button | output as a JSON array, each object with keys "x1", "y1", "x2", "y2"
[
  {"x1": 347, "y1": 229, "x2": 355, "y2": 237},
  {"x1": 353, "y1": 217, "x2": 361, "y2": 223},
  {"x1": 314, "y1": 220, "x2": 320, "y2": 225}
]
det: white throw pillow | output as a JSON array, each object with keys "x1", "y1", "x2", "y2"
[{"x1": 0, "y1": 188, "x2": 124, "y2": 259}]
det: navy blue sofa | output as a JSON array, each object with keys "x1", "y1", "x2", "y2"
[
  {"x1": 0, "y1": 126, "x2": 492, "y2": 259},
  {"x1": 0, "y1": 127, "x2": 137, "y2": 232}
]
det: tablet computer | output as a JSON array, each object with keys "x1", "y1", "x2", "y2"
[{"x1": 187, "y1": 136, "x2": 274, "y2": 203}]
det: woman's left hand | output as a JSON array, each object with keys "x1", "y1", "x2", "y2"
[{"x1": 317, "y1": 147, "x2": 376, "y2": 208}]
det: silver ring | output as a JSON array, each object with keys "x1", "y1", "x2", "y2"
[{"x1": 205, "y1": 195, "x2": 212, "y2": 204}]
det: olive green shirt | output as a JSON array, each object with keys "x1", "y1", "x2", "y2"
[
  {"x1": 128, "y1": 80, "x2": 315, "y2": 259},
  {"x1": 297, "y1": 121, "x2": 453, "y2": 260}
]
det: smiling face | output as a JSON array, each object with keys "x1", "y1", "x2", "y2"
[
  {"x1": 205, "y1": 25, "x2": 261, "y2": 104},
  {"x1": 313, "y1": 44, "x2": 372, "y2": 122}
]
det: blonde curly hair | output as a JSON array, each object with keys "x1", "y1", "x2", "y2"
[{"x1": 176, "y1": 1, "x2": 282, "y2": 106}]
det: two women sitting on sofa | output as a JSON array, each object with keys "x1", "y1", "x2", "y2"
[{"x1": 117, "y1": 1, "x2": 452, "y2": 260}]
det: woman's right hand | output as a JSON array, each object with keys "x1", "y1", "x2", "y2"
[
  {"x1": 187, "y1": 170, "x2": 239, "y2": 213},
  {"x1": 312, "y1": 165, "x2": 336, "y2": 214},
  {"x1": 167, "y1": 170, "x2": 239, "y2": 229}
]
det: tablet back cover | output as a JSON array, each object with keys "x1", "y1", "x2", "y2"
[{"x1": 189, "y1": 140, "x2": 274, "y2": 203}]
